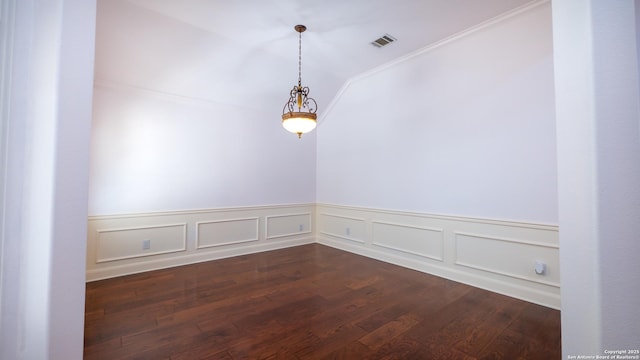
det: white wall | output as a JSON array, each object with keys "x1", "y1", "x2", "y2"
[
  {"x1": 0, "y1": 0, "x2": 95, "y2": 359},
  {"x1": 317, "y1": 2, "x2": 557, "y2": 225},
  {"x1": 89, "y1": 84, "x2": 316, "y2": 215},
  {"x1": 553, "y1": 0, "x2": 640, "y2": 357},
  {"x1": 89, "y1": 0, "x2": 318, "y2": 216}
]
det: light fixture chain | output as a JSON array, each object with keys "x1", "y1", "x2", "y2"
[{"x1": 298, "y1": 30, "x2": 302, "y2": 86}]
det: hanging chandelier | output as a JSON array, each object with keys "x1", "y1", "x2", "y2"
[{"x1": 282, "y1": 24, "x2": 317, "y2": 139}]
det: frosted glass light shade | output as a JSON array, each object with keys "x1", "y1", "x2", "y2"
[{"x1": 281, "y1": 112, "x2": 317, "y2": 138}]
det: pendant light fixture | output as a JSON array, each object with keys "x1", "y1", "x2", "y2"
[{"x1": 282, "y1": 24, "x2": 317, "y2": 139}]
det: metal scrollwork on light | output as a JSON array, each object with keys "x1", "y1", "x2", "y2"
[{"x1": 283, "y1": 86, "x2": 317, "y2": 114}]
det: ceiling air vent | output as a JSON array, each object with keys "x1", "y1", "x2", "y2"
[{"x1": 371, "y1": 34, "x2": 397, "y2": 48}]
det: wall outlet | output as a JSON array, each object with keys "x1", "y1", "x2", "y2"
[
  {"x1": 345, "y1": 227, "x2": 351, "y2": 236},
  {"x1": 299, "y1": 224, "x2": 304, "y2": 232},
  {"x1": 142, "y1": 239, "x2": 151, "y2": 250},
  {"x1": 534, "y1": 261, "x2": 546, "y2": 275}
]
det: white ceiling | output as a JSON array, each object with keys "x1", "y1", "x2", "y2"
[{"x1": 94, "y1": 0, "x2": 534, "y2": 115}]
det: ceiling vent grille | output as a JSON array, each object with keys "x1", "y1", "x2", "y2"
[{"x1": 371, "y1": 34, "x2": 397, "y2": 48}]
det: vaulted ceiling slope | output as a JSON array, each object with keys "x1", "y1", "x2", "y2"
[{"x1": 94, "y1": 0, "x2": 534, "y2": 115}]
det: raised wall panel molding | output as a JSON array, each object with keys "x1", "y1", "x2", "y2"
[
  {"x1": 454, "y1": 232, "x2": 560, "y2": 287},
  {"x1": 196, "y1": 217, "x2": 259, "y2": 249},
  {"x1": 265, "y1": 213, "x2": 312, "y2": 240},
  {"x1": 372, "y1": 221, "x2": 444, "y2": 261},
  {"x1": 453, "y1": 231, "x2": 559, "y2": 249},
  {"x1": 318, "y1": 213, "x2": 366, "y2": 244},
  {"x1": 96, "y1": 223, "x2": 187, "y2": 263}
]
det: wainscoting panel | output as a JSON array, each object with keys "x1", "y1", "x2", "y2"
[
  {"x1": 196, "y1": 217, "x2": 259, "y2": 249},
  {"x1": 372, "y1": 221, "x2": 444, "y2": 261},
  {"x1": 96, "y1": 223, "x2": 187, "y2": 263},
  {"x1": 316, "y1": 203, "x2": 560, "y2": 309},
  {"x1": 455, "y1": 232, "x2": 560, "y2": 287},
  {"x1": 318, "y1": 213, "x2": 366, "y2": 243},
  {"x1": 265, "y1": 213, "x2": 312, "y2": 240},
  {"x1": 87, "y1": 204, "x2": 315, "y2": 281}
]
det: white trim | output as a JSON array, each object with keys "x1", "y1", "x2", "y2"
[
  {"x1": 197, "y1": 238, "x2": 258, "y2": 249},
  {"x1": 372, "y1": 220, "x2": 443, "y2": 233},
  {"x1": 318, "y1": 212, "x2": 367, "y2": 243},
  {"x1": 454, "y1": 260, "x2": 560, "y2": 288},
  {"x1": 371, "y1": 220, "x2": 444, "y2": 262},
  {"x1": 195, "y1": 217, "x2": 259, "y2": 249},
  {"x1": 88, "y1": 203, "x2": 316, "y2": 220},
  {"x1": 371, "y1": 242, "x2": 443, "y2": 262},
  {"x1": 95, "y1": 223, "x2": 187, "y2": 263},
  {"x1": 318, "y1": 203, "x2": 558, "y2": 230},
  {"x1": 265, "y1": 212, "x2": 312, "y2": 240},
  {"x1": 320, "y1": 233, "x2": 366, "y2": 244},
  {"x1": 87, "y1": 237, "x2": 314, "y2": 282},
  {"x1": 452, "y1": 231, "x2": 560, "y2": 288},
  {"x1": 319, "y1": 212, "x2": 366, "y2": 222},
  {"x1": 453, "y1": 231, "x2": 560, "y2": 249},
  {"x1": 95, "y1": 222, "x2": 187, "y2": 234}
]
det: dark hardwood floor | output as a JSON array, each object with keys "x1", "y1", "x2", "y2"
[{"x1": 84, "y1": 244, "x2": 561, "y2": 359}]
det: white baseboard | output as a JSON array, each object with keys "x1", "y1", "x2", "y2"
[{"x1": 86, "y1": 236, "x2": 314, "y2": 281}]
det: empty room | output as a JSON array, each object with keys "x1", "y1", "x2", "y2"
[{"x1": 1, "y1": 0, "x2": 639, "y2": 359}]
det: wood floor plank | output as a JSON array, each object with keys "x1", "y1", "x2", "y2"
[
  {"x1": 453, "y1": 292, "x2": 527, "y2": 355},
  {"x1": 357, "y1": 313, "x2": 420, "y2": 351},
  {"x1": 84, "y1": 244, "x2": 560, "y2": 359},
  {"x1": 295, "y1": 323, "x2": 368, "y2": 359},
  {"x1": 318, "y1": 340, "x2": 372, "y2": 360}
]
